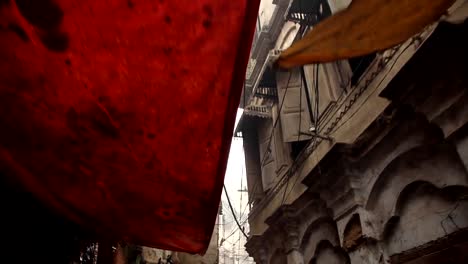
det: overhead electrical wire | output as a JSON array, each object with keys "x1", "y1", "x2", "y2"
[
  {"x1": 243, "y1": 1, "x2": 330, "y2": 223},
  {"x1": 248, "y1": 69, "x2": 293, "y2": 212},
  {"x1": 247, "y1": 70, "x2": 304, "y2": 219},
  {"x1": 246, "y1": 4, "x2": 308, "y2": 207},
  {"x1": 280, "y1": 42, "x2": 408, "y2": 204},
  {"x1": 281, "y1": 64, "x2": 305, "y2": 206},
  {"x1": 221, "y1": 206, "x2": 250, "y2": 245},
  {"x1": 223, "y1": 184, "x2": 248, "y2": 239},
  {"x1": 223, "y1": 224, "x2": 242, "y2": 242},
  {"x1": 245, "y1": 69, "x2": 294, "y2": 208},
  {"x1": 280, "y1": 1, "x2": 317, "y2": 207},
  {"x1": 282, "y1": 81, "x2": 320, "y2": 203},
  {"x1": 330, "y1": 40, "x2": 416, "y2": 133},
  {"x1": 241, "y1": 4, "x2": 426, "y2": 236},
  {"x1": 238, "y1": 149, "x2": 248, "y2": 221},
  {"x1": 281, "y1": 64, "x2": 320, "y2": 206}
]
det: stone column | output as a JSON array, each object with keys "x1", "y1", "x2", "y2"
[
  {"x1": 246, "y1": 236, "x2": 270, "y2": 264},
  {"x1": 287, "y1": 250, "x2": 304, "y2": 264},
  {"x1": 284, "y1": 222, "x2": 304, "y2": 264}
]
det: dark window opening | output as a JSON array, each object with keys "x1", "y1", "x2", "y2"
[
  {"x1": 259, "y1": 67, "x2": 277, "y2": 88},
  {"x1": 287, "y1": 0, "x2": 332, "y2": 27},
  {"x1": 349, "y1": 53, "x2": 377, "y2": 86},
  {"x1": 291, "y1": 140, "x2": 309, "y2": 160},
  {"x1": 256, "y1": 67, "x2": 278, "y2": 99}
]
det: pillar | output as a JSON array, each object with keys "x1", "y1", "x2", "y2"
[{"x1": 284, "y1": 222, "x2": 304, "y2": 264}]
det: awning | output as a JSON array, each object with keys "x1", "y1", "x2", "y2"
[
  {"x1": 278, "y1": 0, "x2": 457, "y2": 68},
  {"x1": 0, "y1": 0, "x2": 259, "y2": 253}
]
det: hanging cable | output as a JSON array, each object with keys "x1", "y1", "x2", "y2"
[
  {"x1": 257, "y1": 70, "x2": 294, "y2": 210},
  {"x1": 223, "y1": 184, "x2": 248, "y2": 239},
  {"x1": 222, "y1": 212, "x2": 250, "y2": 245},
  {"x1": 251, "y1": 1, "x2": 305, "y2": 199},
  {"x1": 298, "y1": 0, "x2": 315, "y2": 128},
  {"x1": 329, "y1": 38, "x2": 417, "y2": 135},
  {"x1": 300, "y1": 66, "x2": 315, "y2": 126},
  {"x1": 281, "y1": 64, "x2": 321, "y2": 206},
  {"x1": 238, "y1": 145, "x2": 248, "y2": 221},
  {"x1": 243, "y1": 80, "x2": 247, "y2": 108},
  {"x1": 249, "y1": 13, "x2": 421, "y2": 222},
  {"x1": 247, "y1": 180, "x2": 259, "y2": 205},
  {"x1": 279, "y1": 67, "x2": 305, "y2": 206}
]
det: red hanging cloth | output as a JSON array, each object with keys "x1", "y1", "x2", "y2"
[{"x1": 0, "y1": 0, "x2": 259, "y2": 253}]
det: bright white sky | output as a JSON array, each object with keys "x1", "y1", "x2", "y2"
[
  {"x1": 219, "y1": 108, "x2": 253, "y2": 264},
  {"x1": 258, "y1": 0, "x2": 276, "y2": 28}
]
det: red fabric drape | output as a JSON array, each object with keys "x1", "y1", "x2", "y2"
[{"x1": 0, "y1": 0, "x2": 259, "y2": 253}]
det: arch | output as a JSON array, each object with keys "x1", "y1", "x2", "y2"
[
  {"x1": 296, "y1": 199, "x2": 333, "y2": 243},
  {"x1": 365, "y1": 143, "x2": 468, "y2": 236},
  {"x1": 381, "y1": 181, "x2": 434, "y2": 240},
  {"x1": 275, "y1": 21, "x2": 299, "y2": 50},
  {"x1": 300, "y1": 217, "x2": 340, "y2": 264},
  {"x1": 382, "y1": 182, "x2": 468, "y2": 241},
  {"x1": 394, "y1": 181, "x2": 438, "y2": 216},
  {"x1": 383, "y1": 181, "x2": 468, "y2": 255},
  {"x1": 279, "y1": 26, "x2": 298, "y2": 50},
  {"x1": 356, "y1": 111, "x2": 443, "y2": 202},
  {"x1": 342, "y1": 214, "x2": 363, "y2": 251}
]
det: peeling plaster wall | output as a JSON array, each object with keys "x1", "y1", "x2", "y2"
[{"x1": 384, "y1": 184, "x2": 468, "y2": 255}]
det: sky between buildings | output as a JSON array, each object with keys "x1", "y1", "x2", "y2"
[{"x1": 219, "y1": 108, "x2": 254, "y2": 264}]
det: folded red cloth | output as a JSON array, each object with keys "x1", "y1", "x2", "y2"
[{"x1": 0, "y1": 0, "x2": 259, "y2": 253}]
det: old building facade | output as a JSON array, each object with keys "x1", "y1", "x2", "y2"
[{"x1": 238, "y1": 0, "x2": 468, "y2": 263}]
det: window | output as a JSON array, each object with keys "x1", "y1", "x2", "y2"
[
  {"x1": 348, "y1": 53, "x2": 377, "y2": 86},
  {"x1": 291, "y1": 140, "x2": 309, "y2": 160},
  {"x1": 287, "y1": 0, "x2": 332, "y2": 26}
]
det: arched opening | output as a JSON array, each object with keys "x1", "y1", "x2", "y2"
[
  {"x1": 279, "y1": 25, "x2": 299, "y2": 50},
  {"x1": 300, "y1": 217, "x2": 340, "y2": 263},
  {"x1": 365, "y1": 143, "x2": 468, "y2": 235},
  {"x1": 384, "y1": 182, "x2": 468, "y2": 261}
]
